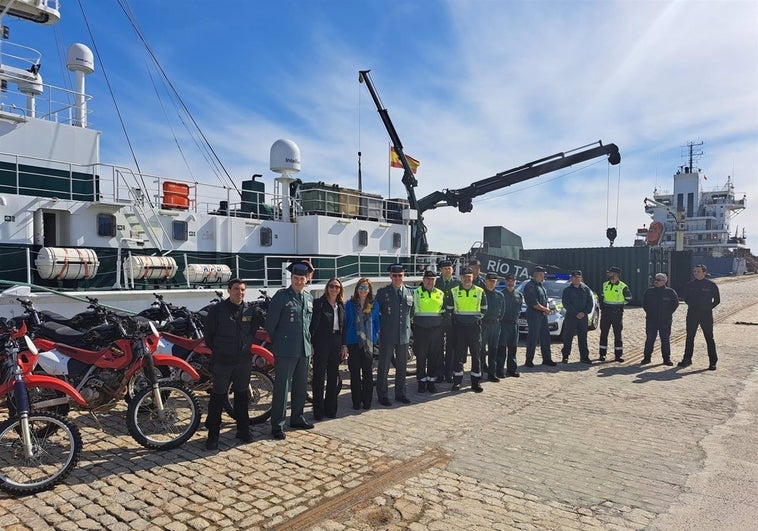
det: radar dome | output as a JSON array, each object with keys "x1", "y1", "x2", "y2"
[
  {"x1": 270, "y1": 139, "x2": 301, "y2": 174},
  {"x1": 66, "y1": 44, "x2": 95, "y2": 74}
]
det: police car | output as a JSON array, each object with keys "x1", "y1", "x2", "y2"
[{"x1": 514, "y1": 275, "x2": 600, "y2": 339}]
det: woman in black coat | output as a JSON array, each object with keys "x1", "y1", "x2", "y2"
[{"x1": 309, "y1": 277, "x2": 347, "y2": 419}]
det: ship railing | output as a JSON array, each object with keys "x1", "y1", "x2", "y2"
[
  {"x1": 0, "y1": 57, "x2": 93, "y2": 126},
  {"x1": 254, "y1": 253, "x2": 440, "y2": 289},
  {"x1": 0, "y1": 147, "x2": 413, "y2": 228}
]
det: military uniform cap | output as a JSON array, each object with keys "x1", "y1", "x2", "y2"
[
  {"x1": 388, "y1": 263, "x2": 405, "y2": 273},
  {"x1": 485, "y1": 272, "x2": 499, "y2": 280},
  {"x1": 469, "y1": 258, "x2": 481, "y2": 266},
  {"x1": 422, "y1": 270, "x2": 437, "y2": 279},
  {"x1": 532, "y1": 265, "x2": 546, "y2": 273},
  {"x1": 504, "y1": 273, "x2": 516, "y2": 280},
  {"x1": 287, "y1": 260, "x2": 314, "y2": 276},
  {"x1": 607, "y1": 266, "x2": 622, "y2": 274},
  {"x1": 571, "y1": 270, "x2": 583, "y2": 277},
  {"x1": 462, "y1": 267, "x2": 474, "y2": 275},
  {"x1": 438, "y1": 259, "x2": 453, "y2": 268}
]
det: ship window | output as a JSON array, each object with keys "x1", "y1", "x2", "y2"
[
  {"x1": 392, "y1": 232, "x2": 402, "y2": 249},
  {"x1": 172, "y1": 220, "x2": 188, "y2": 241},
  {"x1": 260, "y1": 227, "x2": 273, "y2": 247},
  {"x1": 97, "y1": 213, "x2": 116, "y2": 237},
  {"x1": 358, "y1": 230, "x2": 368, "y2": 247}
]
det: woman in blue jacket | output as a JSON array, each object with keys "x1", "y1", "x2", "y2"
[{"x1": 345, "y1": 278, "x2": 380, "y2": 410}]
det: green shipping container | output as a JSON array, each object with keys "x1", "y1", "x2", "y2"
[{"x1": 520, "y1": 246, "x2": 671, "y2": 305}]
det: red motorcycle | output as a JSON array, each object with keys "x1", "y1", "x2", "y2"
[
  {"x1": 136, "y1": 293, "x2": 275, "y2": 423},
  {"x1": 0, "y1": 320, "x2": 83, "y2": 494},
  {"x1": 18, "y1": 312, "x2": 202, "y2": 450}
]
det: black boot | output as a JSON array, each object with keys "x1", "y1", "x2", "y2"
[
  {"x1": 426, "y1": 381, "x2": 437, "y2": 393},
  {"x1": 451, "y1": 375, "x2": 463, "y2": 391},
  {"x1": 205, "y1": 392, "x2": 225, "y2": 450},
  {"x1": 233, "y1": 392, "x2": 252, "y2": 443},
  {"x1": 471, "y1": 376, "x2": 484, "y2": 393},
  {"x1": 418, "y1": 381, "x2": 426, "y2": 393},
  {"x1": 205, "y1": 430, "x2": 219, "y2": 451}
]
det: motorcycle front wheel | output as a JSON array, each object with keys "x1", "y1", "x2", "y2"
[
  {"x1": 224, "y1": 368, "x2": 274, "y2": 424},
  {"x1": 126, "y1": 382, "x2": 201, "y2": 450},
  {"x1": 0, "y1": 412, "x2": 82, "y2": 495}
]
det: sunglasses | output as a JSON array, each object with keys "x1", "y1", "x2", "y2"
[
  {"x1": 357, "y1": 285, "x2": 369, "y2": 291},
  {"x1": 390, "y1": 273, "x2": 404, "y2": 278},
  {"x1": 327, "y1": 284, "x2": 341, "y2": 289},
  {"x1": 654, "y1": 278, "x2": 665, "y2": 282}
]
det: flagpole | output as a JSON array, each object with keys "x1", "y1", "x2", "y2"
[{"x1": 388, "y1": 142, "x2": 391, "y2": 198}]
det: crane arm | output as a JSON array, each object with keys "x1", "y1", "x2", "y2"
[
  {"x1": 359, "y1": 69, "x2": 427, "y2": 252},
  {"x1": 417, "y1": 141, "x2": 621, "y2": 214}
]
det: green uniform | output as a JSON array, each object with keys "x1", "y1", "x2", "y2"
[
  {"x1": 498, "y1": 288, "x2": 523, "y2": 376},
  {"x1": 266, "y1": 286, "x2": 313, "y2": 432},
  {"x1": 480, "y1": 288, "x2": 504, "y2": 377},
  {"x1": 435, "y1": 275, "x2": 460, "y2": 382}
]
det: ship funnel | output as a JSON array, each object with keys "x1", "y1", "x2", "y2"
[
  {"x1": 270, "y1": 139, "x2": 301, "y2": 223},
  {"x1": 66, "y1": 43, "x2": 94, "y2": 127}
]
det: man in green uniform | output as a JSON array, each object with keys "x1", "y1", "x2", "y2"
[
  {"x1": 435, "y1": 259, "x2": 460, "y2": 383},
  {"x1": 266, "y1": 260, "x2": 314, "y2": 440},
  {"x1": 480, "y1": 272, "x2": 505, "y2": 382},
  {"x1": 469, "y1": 258, "x2": 486, "y2": 289},
  {"x1": 375, "y1": 263, "x2": 415, "y2": 405},
  {"x1": 498, "y1": 273, "x2": 522, "y2": 377}
]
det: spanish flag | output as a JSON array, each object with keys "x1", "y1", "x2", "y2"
[{"x1": 390, "y1": 146, "x2": 420, "y2": 174}]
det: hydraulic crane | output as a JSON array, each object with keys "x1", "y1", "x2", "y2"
[{"x1": 359, "y1": 70, "x2": 622, "y2": 254}]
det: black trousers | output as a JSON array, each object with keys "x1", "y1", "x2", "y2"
[
  {"x1": 206, "y1": 357, "x2": 252, "y2": 433},
  {"x1": 312, "y1": 333, "x2": 342, "y2": 418},
  {"x1": 347, "y1": 343, "x2": 373, "y2": 408},
  {"x1": 683, "y1": 311, "x2": 717, "y2": 364},
  {"x1": 644, "y1": 319, "x2": 672, "y2": 361},
  {"x1": 599, "y1": 309, "x2": 624, "y2": 358},
  {"x1": 562, "y1": 315, "x2": 589, "y2": 360}
]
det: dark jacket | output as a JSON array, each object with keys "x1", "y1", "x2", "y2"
[
  {"x1": 642, "y1": 285, "x2": 679, "y2": 323},
  {"x1": 204, "y1": 298, "x2": 256, "y2": 365},
  {"x1": 562, "y1": 283, "x2": 594, "y2": 318},
  {"x1": 310, "y1": 295, "x2": 346, "y2": 348},
  {"x1": 681, "y1": 278, "x2": 720, "y2": 314}
]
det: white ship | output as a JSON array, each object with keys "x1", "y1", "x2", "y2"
[
  {"x1": 635, "y1": 142, "x2": 748, "y2": 260},
  {"x1": 0, "y1": 1, "x2": 622, "y2": 318}
]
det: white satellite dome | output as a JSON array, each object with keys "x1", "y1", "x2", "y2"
[
  {"x1": 270, "y1": 139, "x2": 301, "y2": 174},
  {"x1": 66, "y1": 43, "x2": 95, "y2": 74}
]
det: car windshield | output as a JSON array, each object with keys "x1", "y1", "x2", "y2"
[{"x1": 543, "y1": 281, "x2": 569, "y2": 298}]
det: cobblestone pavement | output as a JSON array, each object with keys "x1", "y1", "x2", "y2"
[{"x1": 0, "y1": 276, "x2": 756, "y2": 530}]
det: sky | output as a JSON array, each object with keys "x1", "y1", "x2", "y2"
[{"x1": 10, "y1": 0, "x2": 758, "y2": 255}]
